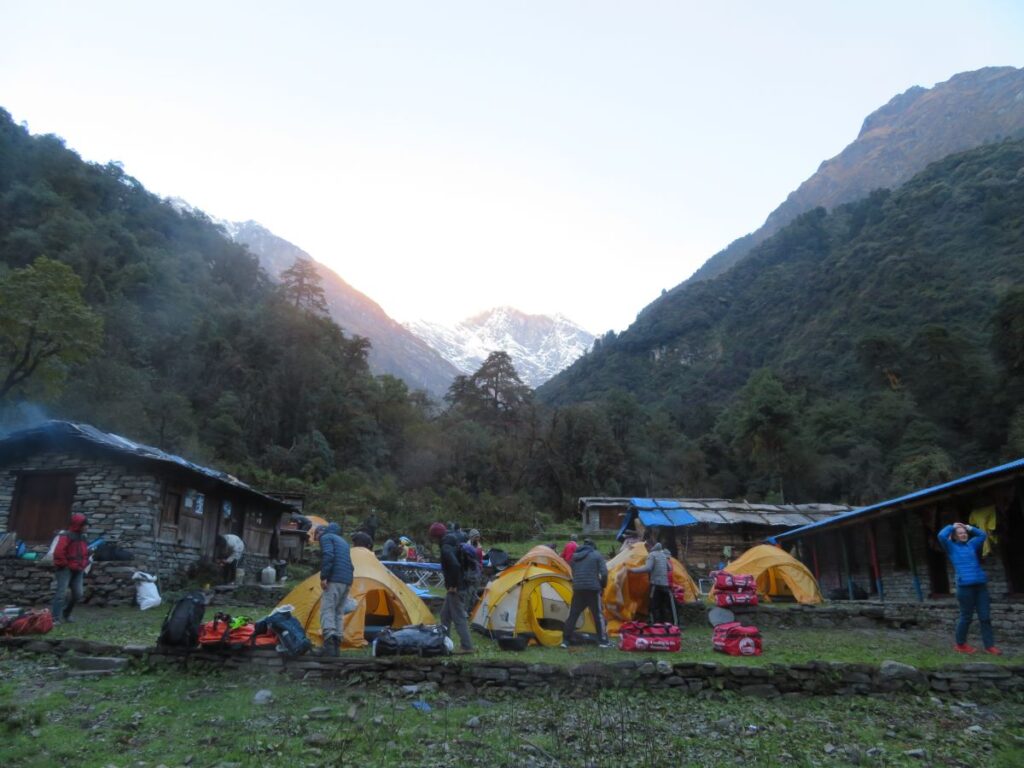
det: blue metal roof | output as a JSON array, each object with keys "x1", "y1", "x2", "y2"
[
  {"x1": 776, "y1": 456, "x2": 1024, "y2": 541},
  {"x1": 629, "y1": 497, "x2": 685, "y2": 510},
  {"x1": 617, "y1": 498, "x2": 697, "y2": 540}
]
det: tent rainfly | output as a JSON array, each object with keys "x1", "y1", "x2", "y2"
[
  {"x1": 711, "y1": 544, "x2": 823, "y2": 605},
  {"x1": 277, "y1": 547, "x2": 434, "y2": 648}
]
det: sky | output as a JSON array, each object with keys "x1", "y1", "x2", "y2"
[{"x1": 2, "y1": 2, "x2": 1023, "y2": 334}]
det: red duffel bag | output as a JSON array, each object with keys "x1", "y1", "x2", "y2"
[
  {"x1": 712, "y1": 572, "x2": 757, "y2": 592},
  {"x1": 714, "y1": 590, "x2": 759, "y2": 607},
  {"x1": 712, "y1": 621, "x2": 762, "y2": 656},
  {"x1": 618, "y1": 621, "x2": 681, "y2": 652},
  {"x1": 0, "y1": 608, "x2": 54, "y2": 637}
]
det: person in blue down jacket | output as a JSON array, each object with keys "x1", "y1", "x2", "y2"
[
  {"x1": 938, "y1": 521, "x2": 1000, "y2": 655},
  {"x1": 315, "y1": 523, "x2": 354, "y2": 657},
  {"x1": 561, "y1": 539, "x2": 611, "y2": 648}
]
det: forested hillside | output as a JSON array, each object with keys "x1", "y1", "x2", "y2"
[
  {"x1": 541, "y1": 140, "x2": 1024, "y2": 503},
  {"x1": 4, "y1": 108, "x2": 1023, "y2": 529}
]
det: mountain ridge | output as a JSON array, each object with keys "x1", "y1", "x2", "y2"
[
  {"x1": 405, "y1": 306, "x2": 595, "y2": 388},
  {"x1": 686, "y1": 65, "x2": 1024, "y2": 286},
  {"x1": 168, "y1": 206, "x2": 461, "y2": 397}
]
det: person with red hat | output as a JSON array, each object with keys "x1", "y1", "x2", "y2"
[{"x1": 51, "y1": 513, "x2": 90, "y2": 624}]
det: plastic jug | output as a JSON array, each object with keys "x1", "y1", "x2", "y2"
[
  {"x1": 235, "y1": 567, "x2": 245, "y2": 585},
  {"x1": 261, "y1": 565, "x2": 277, "y2": 585}
]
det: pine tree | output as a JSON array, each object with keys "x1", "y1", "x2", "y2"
[{"x1": 280, "y1": 258, "x2": 328, "y2": 315}]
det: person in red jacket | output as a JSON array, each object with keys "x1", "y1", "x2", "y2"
[{"x1": 51, "y1": 513, "x2": 90, "y2": 624}]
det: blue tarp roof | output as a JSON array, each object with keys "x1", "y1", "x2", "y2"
[
  {"x1": 776, "y1": 456, "x2": 1024, "y2": 542},
  {"x1": 617, "y1": 498, "x2": 697, "y2": 540}
]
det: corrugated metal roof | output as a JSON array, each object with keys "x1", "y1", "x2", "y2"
[
  {"x1": 637, "y1": 507, "x2": 698, "y2": 527},
  {"x1": 0, "y1": 420, "x2": 291, "y2": 510},
  {"x1": 582, "y1": 495, "x2": 851, "y2": 528},
  {"x1": 776, "y1": 457, "x2": 1024, "y2": 541}
]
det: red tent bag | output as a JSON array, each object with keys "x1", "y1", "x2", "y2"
[
  {"x1": 712, "y1": 621, "x2": 762, "y2": 656},
  {"x1": 618, "y1": 621, "x2": 681, "y2": 652},
  {"x1": 712, "y1": 572, "x2": 757, "y2": 592},
  {"x1": 714, "y1": 591, "x2": 759, "y2": 607}
]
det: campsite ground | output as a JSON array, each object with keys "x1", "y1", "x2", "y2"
[{"x1": 2, "y1": 647, "x2": 1023, "y2": 767}]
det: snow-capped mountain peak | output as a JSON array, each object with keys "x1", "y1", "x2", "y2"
[{"x1": 405, "y1": 307, "x2": 595, "y2": 388}]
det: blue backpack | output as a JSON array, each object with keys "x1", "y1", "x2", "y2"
[{"x1": 256, "y1": 610, "x2": 312, "y2": 657}]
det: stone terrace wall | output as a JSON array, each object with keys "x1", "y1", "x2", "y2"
[
  {"x1": 3, "y1": 636, "x2": 1022, "y2": 699},
  {"x1": 0, "y1": 559, "x2": 140, "y2": 607},
  {"x1": 714, "y1": 600, "x2": 1024, "y2": 642}
]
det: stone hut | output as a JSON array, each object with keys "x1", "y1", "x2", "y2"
[
  {"x1": 0, "y1": 420, "x2": 293, "y2": 606},
  {"x1": 776, "y1": 458, "x2": 1024, "y2": 602}
]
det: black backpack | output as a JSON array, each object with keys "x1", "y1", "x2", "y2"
[
  {"x1": 157, "y1": 591, "x2": 207, "y2": 648},
  {"x1": 255, "y1": 610, "x2": 312, "y2": 657}
]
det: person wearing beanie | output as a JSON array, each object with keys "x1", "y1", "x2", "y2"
[
  {"x1": 938, "y1": 521, "x2": 1000, "y2": 655},
  {"x1": 51, "y1": 513, "x2": 90, "y2": 624},
  {"x1": 314, "y1": 523, "x2": 354, "y2": 657}
]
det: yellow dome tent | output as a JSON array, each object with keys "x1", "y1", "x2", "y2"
[
  {"x1": 469, "y1": 561, "x2": 596, "y2": 646},
  {"x1": 277, "y1": 547, "x2": 435, "y2": 649},
  {"x1": 711, "y1": 544, "x2": 823, "y2": 604},
  {"x1": 602, "y1": 542, "x2": 700, "y2": 635},
  {"x1": 515, "y1": 544, "x2": 572, "y2": 576}
]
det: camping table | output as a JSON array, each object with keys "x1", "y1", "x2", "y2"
[{"x1": 381, "y1": 561, "x2": 444, "y2": 590}]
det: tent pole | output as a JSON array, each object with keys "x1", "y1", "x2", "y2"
[
  {"x1": 901, "y1": 518, "x2": 924, "y2": 602},
  {"x1": 867, "y1": 523, "x2": 884, "y2": 601},
  {"x1": 840, "y1": 533, "x2": 854, "y2": 600}
]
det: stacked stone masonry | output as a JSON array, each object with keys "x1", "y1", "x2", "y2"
[{"x1": 3, "y1": 636, "x2": 1022, "y2": 698}]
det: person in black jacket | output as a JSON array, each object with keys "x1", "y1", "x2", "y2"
[
  {"x1": 562, "y1": 539, "x2": 611, "y2": 648},
  {"x1": 436, "y1": 529, "x2": 474, "y2": 654}
]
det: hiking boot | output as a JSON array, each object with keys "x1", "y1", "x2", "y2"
[
  {"x1": 985, "y1": 646, "x2": 1002, "y2": 656},
  {"x1": 598, "y1": 641, "x2": 614, "y2": 649},
  {"x1": 325, "y1": 636, "x2": 340, "y2": 657},
  {"x1": 953, "y1": 643, "x2": 977, "y2": 654},
  {"x1": 62, "y1": 615, "x2": 76, "y2": 624},
  {"x1": 559, "y1": 642, "x2": 569, "y2": 649}
]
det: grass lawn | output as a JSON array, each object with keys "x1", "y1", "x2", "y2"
[
  {"x1": 39, "y1": 602, "x2": 1019, "y2": 669},
  {"x1": 1, "y1": 653, "x2": 1022, "y2": 768}
]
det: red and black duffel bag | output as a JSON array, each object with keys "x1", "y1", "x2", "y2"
[
  {"x1": 0, "y1": 608, "x2": 54, "y2": 637},
  {"x1": 618, "y1": 621, "x2": 681, "y2": 652},
  {"x1": 714, "y1": 590, "x2": 759, "y2": 607},
  {"x1": 712, "y1": 621, "x2": 762, "y2": 656},
  {"x1": 712, "y1": 571, "x2": 757, "y2": 592}
]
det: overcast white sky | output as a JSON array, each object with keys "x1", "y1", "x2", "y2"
[{"x1": 2, "y1": 2, "x2": 1022, "y2": 333}]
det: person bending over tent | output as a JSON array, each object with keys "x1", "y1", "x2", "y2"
[
  {"x1": 627, "y1": 542, "x2": 675, "y2": 625},
  {"x1": 314, "y1": 523, "x2": 353, "y2": 657},
  {"x1": 561, "y1": 539, "x2": 611, "y2": 648}
]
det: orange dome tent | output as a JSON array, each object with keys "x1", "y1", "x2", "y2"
[
  {"x1": 602, "y1": 541, "x2": 700, "y2": 635},
  {"x1": 277, "y1": 547, "x2": 434, "y2": 649}
]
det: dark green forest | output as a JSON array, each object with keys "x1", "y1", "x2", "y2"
[
  {"x1": 541, "y1": 139, "x2": 1024, "y2": 503},
  {"x1": 2, "y1": 108, "x2": 1023, "y2": 536}
]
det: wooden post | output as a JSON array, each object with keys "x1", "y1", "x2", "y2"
[
  {"x1": 901, "y1": 518, "x2": 924, "y2": 602},
  {"x1": 840, "y1": 532, "x2": 854, "y2": 600},
  {"x1": 811, "y1": 539, "x2": 820, "y2": 580},
  {"x1": 867, "y1": 523, "x2": 884, "y2": 601}
]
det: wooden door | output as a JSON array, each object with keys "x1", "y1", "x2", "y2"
[{"x1": 10, "y1": 473, "x2": 77, "y2": 543}]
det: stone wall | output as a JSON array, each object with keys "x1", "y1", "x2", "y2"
[
  {"x1": 0, "y1": 559, "x2": 140, "y2": 607},
  {"x1": 701, "y1": 599, "x2": 1024, "y2": 642},
  {"x1": 3, "y1": 636, "x2": 1022, "y2": 698}
]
